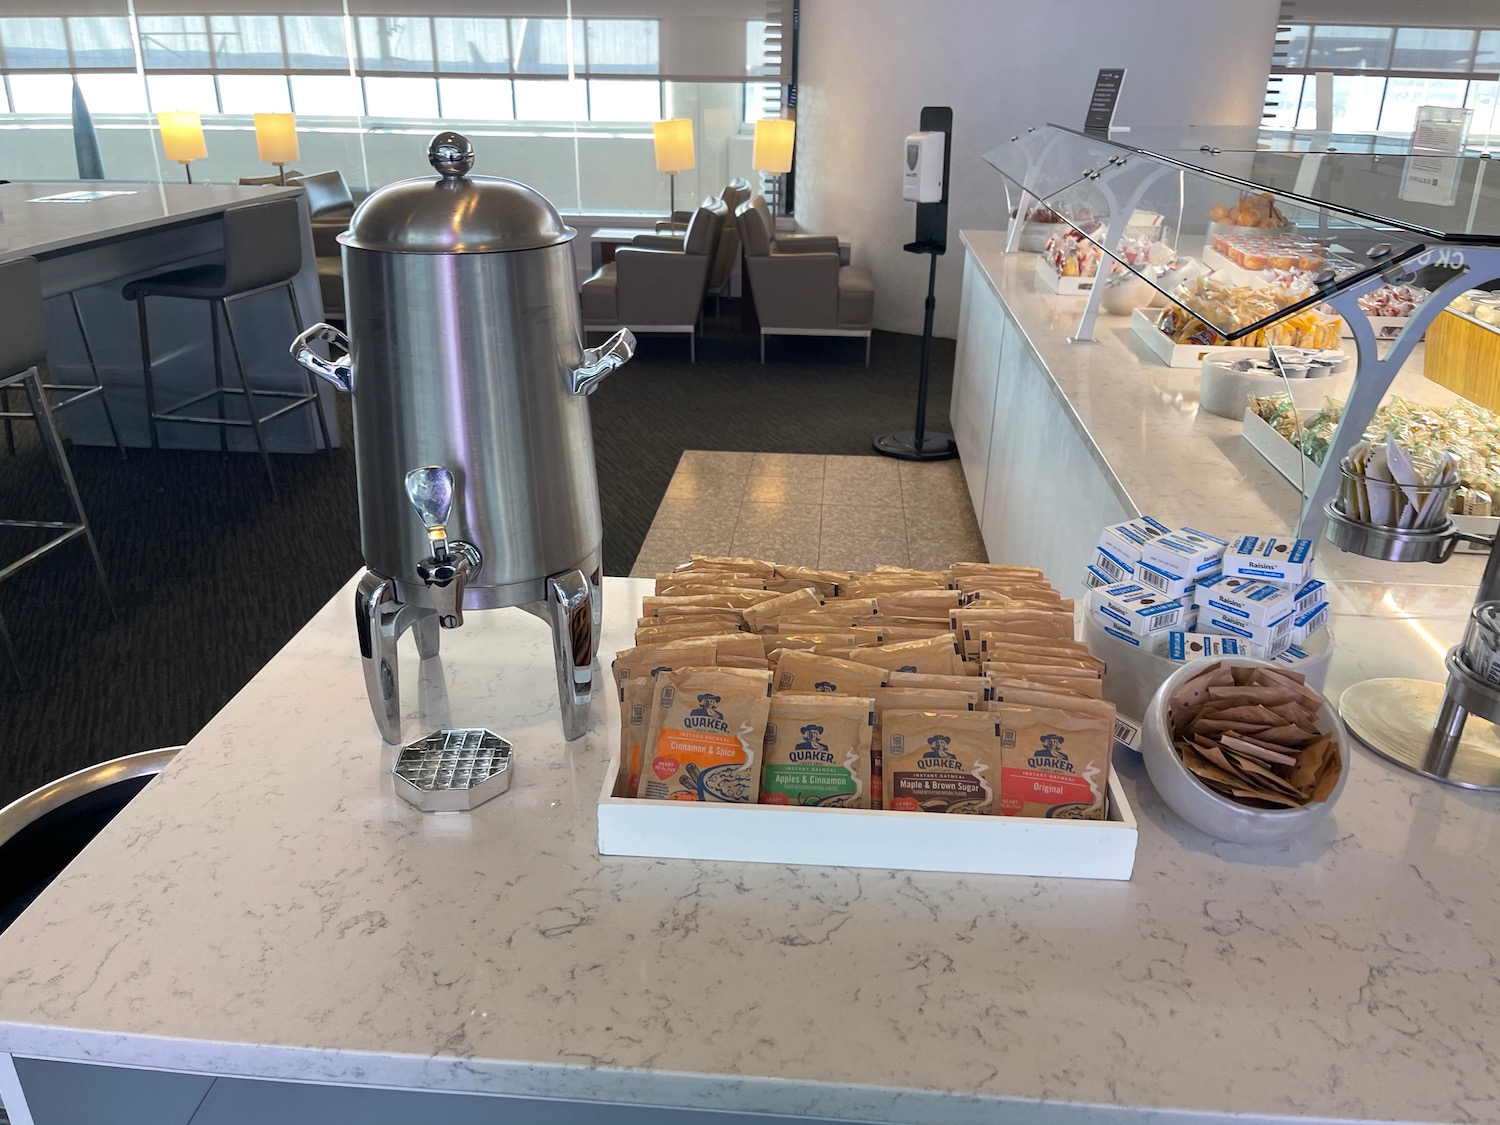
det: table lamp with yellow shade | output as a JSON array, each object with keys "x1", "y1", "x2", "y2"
[
  {"x1": 752, "y1": 117, "x2": 796, "y2": 213},
  {"x1": 157, "y1": 111, "x2": 206, "y2": 183},
  {"x1": 254, "y1": 113, "x2": 300, "y2": 184},
  {"x1": 652, "y1": 117, "x2": 695, "y2": 217}
]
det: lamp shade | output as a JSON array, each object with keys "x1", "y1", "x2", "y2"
[
  {"x1": 157, "y1": 111, "x2": 206, "y2": 164},
  {"x1": 254, "y1": 113, "x2": 299, "y2": 165},
  {"x1": 652, "y1": 118, "x2": 695, "y2": 173},
  {"x1": 752, "y1": 118, "x2": 796, "y2": 175}
]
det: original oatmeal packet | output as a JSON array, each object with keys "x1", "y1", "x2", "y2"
[
  {"x1": 880, "y1": 710, "x2": 1004, "y2": 814},
  {"x1": 993, "y1": 695, "x2": 1115, "y2": 820},
  {"x1": 760, "y1": 694, "x2": 875, "y2": 808},
  {"x1": 637, "y1": 667, "x2": 772, "y2": 803}
]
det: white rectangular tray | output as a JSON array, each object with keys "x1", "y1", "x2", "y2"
[
  {"x1": 1241, "y1": 406, "x2": 1494, "y2": 550},
  {"x1": 1130, "y1": 308, "x2": 1269, "y2": 368},
  {"x1": 1035, "y1": 253, "x2": 1095, "y2": 295},
  {"x1": 597, "y1": 751, "x2": 1138, "y2": 880}
]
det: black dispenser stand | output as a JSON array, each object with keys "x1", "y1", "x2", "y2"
[{"x1": 875, "y1": 105, "x2": 956, "y2": 462}]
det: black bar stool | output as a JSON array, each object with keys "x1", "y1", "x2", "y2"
[
  {"x1": 0, "y1": 258, "x2": 114, "y2": 688},
  {"x1": 1, "y1": 291, "x2": 127, "y2": 461},
  {"x1": 123, "y1": 196, "x2": 333, "y2": 500}
]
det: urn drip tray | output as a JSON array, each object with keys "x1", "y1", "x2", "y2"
[{"x1": 393, "y1": 727, "x2": 513, "y2": 812}]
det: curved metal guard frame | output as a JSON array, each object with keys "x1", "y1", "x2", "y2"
[
  {"x1": 1065, "y1": 157, "x2": 1174, "y2": 344},
  {"x1": 1296, "y1": 244, "x2": 1500, "y2": 544}
]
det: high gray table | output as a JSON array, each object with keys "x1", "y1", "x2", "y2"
[{"x1": 0, "y1": 181, "x2": 336, "y2": 452}]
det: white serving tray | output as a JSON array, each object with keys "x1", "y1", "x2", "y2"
[
  {"x1": 1241, "y1": 406, "x2": 1494, "y2": 551},
  {"x1": 597, "y1": 749, "x2": 1138, "y2": 881},
  {"x1": 1130, "y1": 308, "x2": 1267, "y2": 368},
  {"x1": 1035, "y1": 252, "x2": 1096, "y2": 295}
]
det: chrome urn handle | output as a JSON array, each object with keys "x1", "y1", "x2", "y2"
[
  {"x1": 570, "y1": 328, "x2": 636, "y2": 396},
  {"x1": 405, "y1": 466, "x2": 482, "y2": 630},
  {"x1": 291, "y1": 323, "x2": 353, "y2": 393}
]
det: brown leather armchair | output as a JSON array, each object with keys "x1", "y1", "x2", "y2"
[
  {"x1": 580, "y1": 200, "x2": 727, "y2": 363},
  {"x1": 652, "y1": 180, "x2": 751, "y2": 315},
  {"x1": 736, "y1": 200, "x2": 874, "y2": 365}
]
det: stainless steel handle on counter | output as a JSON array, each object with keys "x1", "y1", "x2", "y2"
[
  {"x1": 570, "y1": 328, "x2": 636, "y2": 396},
  {"x1": 291, "y1": 323, "x2": 354, "y2": 393}
]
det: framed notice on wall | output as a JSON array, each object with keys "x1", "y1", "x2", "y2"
[
  {"x1": 1083, "y1": 68, "x2": 1126, "y2": 136},
  {"x1": 1400, "y1": 106, "x2": 1472, "y2": 207}
]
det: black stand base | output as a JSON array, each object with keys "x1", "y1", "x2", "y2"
[{"x1": 873, "y1": 430, "x2": 956, "y2": 461}]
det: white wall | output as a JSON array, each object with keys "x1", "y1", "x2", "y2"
[{"x1": 795, "y1": 0, "x2": 1281, "y2": 336}]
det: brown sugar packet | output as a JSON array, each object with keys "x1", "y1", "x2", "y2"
[
  {"x1": 742, "y1": 588, "x2": 825, "y2": 633},
  {"x1": 993, "y1": 696, "x2": 1115, "y2": 820},
  {"x1": 986, "y1": 676, "x2": 1100, "y2": 701},
  {"x1": 881, "y1": 709, "x2": 1003, "y2": 814},
  {"x1": 845, "y1": 633, "x2": 965, "y2": 676},
  {"x1": 680, "y1": 555, "x2": 777, "y2": 576},
  {"x1": 872, "y1": 590, "x2": 963, "y2": 618},
  {"x1": 635, "y1": 621, "x2": 745, "y2": 643},
  {"x1": 951, "y1": 608, "x2": 1075, "y2": 657},
  {"x1": 851, "y1": 625, "x2": 954, "y2": 645},
  {"x1": 655, "y1": 578, "x2": 767, "y2": 596},
  {"x1": 979, "y1": 637, "x2": 1104, "y2": 675},
  {"x1": 774, "y1": 649, "x2": 888, "y2": 695},
  {"x1": 761, "y1": 694, "x2": 875, "y2": 809},
  {"x1": 636, "y1": 667, "x2": 772, "y2": 803}
]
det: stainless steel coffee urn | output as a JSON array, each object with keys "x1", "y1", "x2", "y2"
[{"x1": 292, "y1": 131, "x2": 634, "y2": 743}]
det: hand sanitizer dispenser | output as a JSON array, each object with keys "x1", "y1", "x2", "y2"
[{"x1": 902, "y1": 130, "x2": 945, "y2": 203}]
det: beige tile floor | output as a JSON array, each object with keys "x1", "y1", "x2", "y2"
[{"x1": 629, "y1": 451, "x2": 987, "y2": 577}]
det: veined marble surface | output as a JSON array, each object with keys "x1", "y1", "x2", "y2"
[{"x1": 1, "y1": 574, "x2": 1498, "y2": 1124}]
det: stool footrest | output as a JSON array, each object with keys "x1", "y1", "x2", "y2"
[
  {"x1": 154, "y1": 386, "x2": 319, "y2": 429},
  {"x1": 0, "y1": 525, "x2": 86, "y2": 584}
]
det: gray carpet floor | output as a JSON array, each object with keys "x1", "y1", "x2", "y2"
[{"x1": 0, "y1": 304, "x2": 954, "y2": 806}]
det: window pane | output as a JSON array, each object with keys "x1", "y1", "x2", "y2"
[
  {"x1": 434, "y1": 18, "x2": 509, "y2": 73},
  {"x1": 1294, "y1": 75, "x2": 1320, "y2": 129},
  {"x1": 357, "y1": 17, "x2": 432, "y2": 72},
  {"x1": 513, "y1": 78, "x2": 586, "y2": 120},
  {"x1": 291, "y1": 74, "x2": 362, "y2": 116},
  {"x1": 744, "y1": 81, "x2": 777, "y2": 123},
  {"x1": 1391, "y1": 28, "x2": 1475, "y2": 72},
  {"x1": 1263, "y1": 74, "x2": 1303, "y2": 130},
  {"x1": 68, "y1": 18, "x2": 134, "y2": 69},
  {"x1": 1478, "y1": 30, "x2": 1500, "y2": 71},
  {"x1": 1469, "y1": 80, "x2": 1499, "y2": 144},
  {"x1": 140, "y1": 16, "x2": 211, "y2": 70},
  {"x1": 218, "y1": 74, "x2": 291, "y2": 115},
  {"x1": 362, "y1": 76, "x2": 438, "y2": 118},
  {"x1": 1330, "y1": 74, "x2": 1385, "y2": 132},
  {"x1": 210, "y1": 16, "x2": 284, "y2": 69},
  {"x1": 586, "y1": 20, "x2": 657, "y2": 75},
  {"x1": 7, "y1": 73, "x2": 73, "y2": 113},
  {"x1": 1307, "y1": 25, "x2": 1392, "y2": 70},
  {"x1": 0, "y1": 17, "x2": 69, "y2": 69},
  {"x1": 438, "y1": 77, "x2": 513, "y2": 119},
  {"x1": 1379, "y1": 77, "x2": 1469, "y2": 135},
  {"x1": 587, "y1": 79, "x2": 659, "y2": 121},
  {"x1": 75, "y1": 72, "x2": 149, "y2": 115},
  {"x1": 1275, "y1": 24, "x2": 1309, "y2": 69},
  {"x1": 147, "y1": 73, "x2": 219, "y2": 116},
  {"x1": 512, "y1": 19, "x2": 581, "y2": 75},
  {"x1": 284, "y1": 16, "x2": 348, "y2": 70}
]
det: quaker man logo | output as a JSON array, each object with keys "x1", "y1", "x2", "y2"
[
  {"x1": 1028, "y1": 733, "x2": 1074, "y2": 772},
  {"x1": 813, "y1": 680, "x2": 838, "y2": 693},
  {"x1": 917, "y1": 733, "x2": 962, "y2": 770},
  {"x1": 789, "y1": 723, "x2": 835, "y2": 763},
  {"x1": 684, "y1": 693, "x2": 729, "y2": 733}
]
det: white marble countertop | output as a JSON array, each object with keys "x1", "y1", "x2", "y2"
[
  {"x1": 0, "y1": 180, "x2": 300, "y2": 262},
  {"x1": 2, "y1": 572, "x2": 1499, "y2": 1124}
]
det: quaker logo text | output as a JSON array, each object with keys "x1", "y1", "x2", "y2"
[
  {"x1": 1027, "y1": 733, "x2": 1074, "y2": 772},
  {"x1": 813, "y1": 680, "x2": 838, "y2": 693},
  {"x1": 789, "y1": 723, "x2": 835, "y2": 764},
  {"x1": 684, "y1": 693, "x2": 729, "y2": 733},
  {"x1": 916, "y1": 733, "x2": 963, "y2": 770}
]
